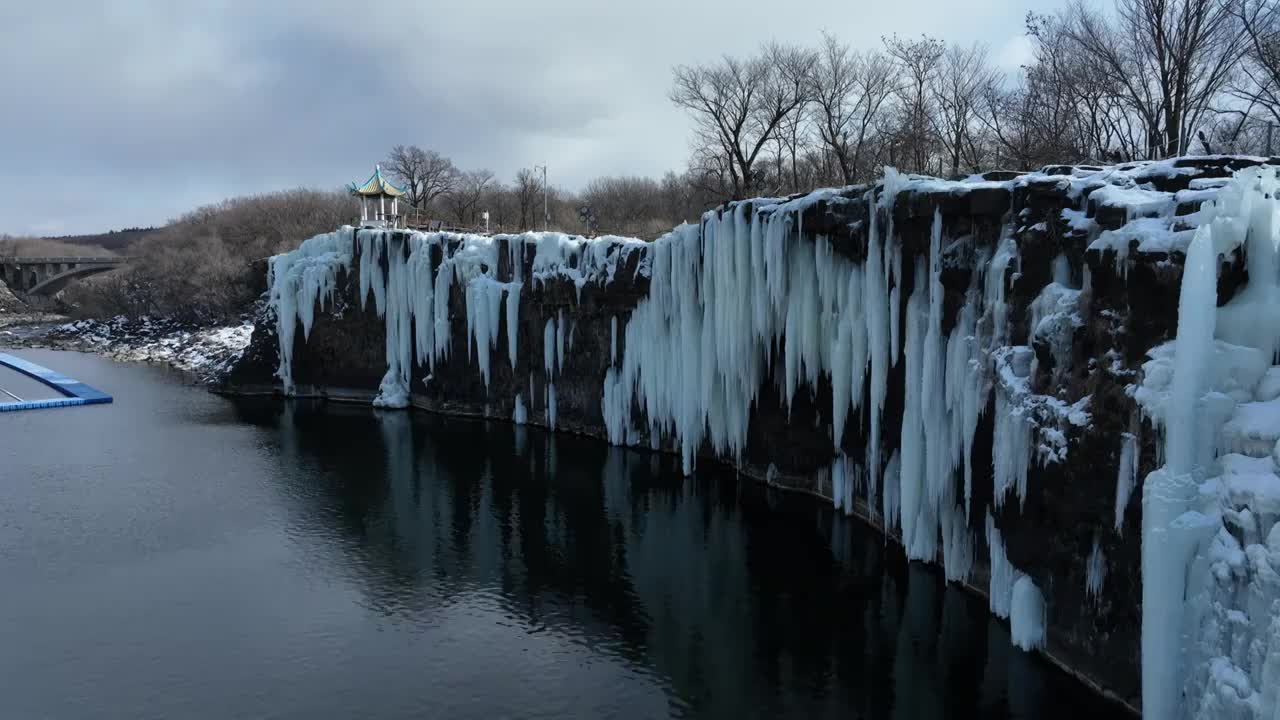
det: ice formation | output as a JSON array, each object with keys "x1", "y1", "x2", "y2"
[
  {"x1": 1116, "y1": 432, "x2": 1137, "y2": 530},
  {"x1": 600, "y1": 189, "x2": 1046, "y2": 604},
  {"x1": 1010, "y1": 575, "x2": 1047, "y2": 651},
  {"x1": 986, "y1": 512, "x2": 1020, "y2": 619},
  {"x1": 269, "y1": 226, "x2": 646, "y2": 408},
  {"x1": 264, "y1": 160, "x2": 1280, "y2": 715},
  {"x1": 1132, "y1": 166, "x2": 1280, "y2": 718},
  {"x1": 1085, "y1": 537, "x2": 1107, "y2": 600},
  {"x1": 267, "y1": 229, "x2": 353, "y2": 394},
  {"x1": 513, "y1": 393, "x2": 527, "y2": 425},
  {"x1": 270, "y1": 172, "x2": 1080, "y2": 662}
]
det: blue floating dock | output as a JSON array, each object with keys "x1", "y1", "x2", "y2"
[{"x1": 0, "y1": 352, "x2": 113, "y2": 412}]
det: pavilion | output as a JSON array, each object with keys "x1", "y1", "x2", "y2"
[{"x1": 350, "y1": 166, "x2": 407, "y2": 228}]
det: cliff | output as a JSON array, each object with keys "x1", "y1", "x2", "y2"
[{"x1": 223, "y1": 156, "x2": 1280, "y2": 717}]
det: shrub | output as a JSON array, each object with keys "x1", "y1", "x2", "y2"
[{"x1": 62, "y1": 189, "x2": 356, "y2": 323}]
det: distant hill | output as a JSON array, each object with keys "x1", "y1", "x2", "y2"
[{"x1": 43, "y1": 227, "x2": 159, "y2": 252}]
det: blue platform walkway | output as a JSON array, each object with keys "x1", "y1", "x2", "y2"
[{"x1": 0, "y1": 352, "x2": 113, "y2": 412}]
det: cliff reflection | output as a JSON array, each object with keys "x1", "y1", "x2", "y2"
[{"x1": 230, "y1": 399, "x2": 1124, "y2": 720}]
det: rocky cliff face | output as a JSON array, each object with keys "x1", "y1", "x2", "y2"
[{"x1": 223, "y1": 156, "x2": 1280, "y2": 715}]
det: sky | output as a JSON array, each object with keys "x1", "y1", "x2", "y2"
[{"x1": 0, "y1": 1, "x2": 1038, "y2": 236}]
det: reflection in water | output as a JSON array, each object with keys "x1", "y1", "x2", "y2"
[{"x1": 230, "y1": 399, "x2": 1124, "y2": 720}]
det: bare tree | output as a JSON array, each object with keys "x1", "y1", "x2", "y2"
[
  {"x1": 483, "y1": 182, "x2": 516, "y2": 233},
  {"x1": 981, "y1": 11, "x2": 1173, "y2": 168},
  {"x1": 1062, "y1": 0, "x2": 1240, "y2": 158},
  {"x1": 670, "y1": 43, "x2": 817, "y2": 199},
  {"x1": 444, "y1": 170, "x2": 495, "y2": 227},
  {"x1": 885, "y1": 34, "x2": 946, "y2": 174},
  {"x1": 384, "y1": 145, "x2": 460, "y2": 210},
  {"x1": 810, "y1": 34, "x2": 898, "y2": 185},
  {"x1": 771, "y1": 97, "x2": 813, "y2": 194},
  {"x1": 932, "y1": 43, "x2": 997, "y2": 176},
  {"x1": 581, "y1": 176, "x2": 667, "y2": 237},
  {"x1": 514, "y1": 168, "x2": 542, "y2": 230},
  {"x1": 1220, "y1": 0, "x2": 1280, "y2": 150}
]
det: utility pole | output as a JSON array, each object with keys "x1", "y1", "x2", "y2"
[
  {"x1": 1268, "y1": 123, "x2": 1275, "y2": 157},
  {"x1": 533, "y1": 164, "x2": 548, "y2": 232}
]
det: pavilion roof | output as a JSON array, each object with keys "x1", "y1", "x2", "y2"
[{"x1": 349, "y1": 166, "x2": 406, "y2": 197}]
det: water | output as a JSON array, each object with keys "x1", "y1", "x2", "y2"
[{"x1": 1, "y1": 350, "x2": 1131, "y2": 719}]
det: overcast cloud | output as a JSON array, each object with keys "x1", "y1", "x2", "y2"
[{"x1": 0, "y1": 1, "x2": 1037, "y2": 236}]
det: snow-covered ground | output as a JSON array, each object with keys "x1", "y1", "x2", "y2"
[{"x1": 1, "y1": 315, "x2": 254, "y2": 383}]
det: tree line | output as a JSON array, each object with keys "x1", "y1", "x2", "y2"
[
  {"x1": 670, "y1": 0, "x2": 1280, "y2": 199},
  {"x1": 386, "y1": 0, "x2": 1280, "y2": 233},
  {"x1": 381, "y1": 144, "x2": 714, "y2": 239}
]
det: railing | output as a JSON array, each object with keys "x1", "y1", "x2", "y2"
[
  {"x1": 400, "y1": 206, "x2": 478, "y2": 234},
  {"x1": 359, "y1": 204, "x2": 487, "y2": 235},
  {"x1": 372, "y1": 203, "x2": 662, "y2": 239}
]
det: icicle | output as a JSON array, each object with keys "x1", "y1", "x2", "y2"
[
  {"x1": 543, "y1": 317, "x2": 556, "y2": 376},
  {"x1": 432, "y1": 250, "x2": 453, "y2": 365},
  {"x1": 986, "y1": 513, "x2": 1017, "y2": 619},
  {"x1": 610, "y1": 315, "x2": 618, "y2": 366},
  {"x1": 882, "y1": 449, "x2": 901, "y2": 531},
  {"x1": 374, "y1": 231, "x2": 413, "y2": 408},
  {"x1": 831, "y1": 454, "x2": 856, "y2": 513},
  {"x1": 1115, "y1": 432, "x2": 1137, "y2": 530},
  {"x1": 1085, "y1": 537, "x2": 1106, "y2": 600},
  {"x1": 408, "y1": 236, "x2": 436, "y2": 369},
  {"x1": 602, "y1": 367, "x2": 629, "y2": 445},
  {"x1": 465, "y1": 282, "x2": 488, "y2": 385},
  {"x1": 1143, "y1": 222, "x2": 1221, "y2": 719},
  {"x1": 898, "y1": 261, "x2": 930, "y2": 560},
  {"x1": 509, "y1": 236, "x2": 523, "y2": 283},
  {"x1": 1010, "y1": 576, "x2": 1046, "y2": 650},
  {"x1": 506, "y1": 282, "x2": 521, "y2": 370},
  {"x1": 993, "y1": 390, "x2": 1032, "y2": 508},
  {"x1": 865, "y1": 188, "x2": 891, "y2": 503},
  {"x1": 513, "y1": 393, "x2": 527, "y2": 425},
  {"x1": 940, "y1": 503, "x2": 974, "y2": 583},
  {"x1": 556, "y1": 309, "x2": 566, "y2": 373}
]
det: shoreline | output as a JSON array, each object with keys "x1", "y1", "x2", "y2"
[{"x1": 0, "y1": 313, "x2": 254, "y2": 384}]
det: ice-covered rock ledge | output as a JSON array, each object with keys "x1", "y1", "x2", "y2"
[{"x1": 223, "y1": 155, "x2": 1280, "y2": 715}]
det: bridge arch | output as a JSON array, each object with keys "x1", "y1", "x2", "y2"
[
  {"x1": 26, "y1": 264, "x2": 124, "y2": 296},
  {"x1": 0, "y1": 257, "x2": 130, "y2": 296}
]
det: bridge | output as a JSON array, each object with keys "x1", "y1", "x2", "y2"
[{"x1": 0, "y1": 256, "x2": 130, "y2": 296}]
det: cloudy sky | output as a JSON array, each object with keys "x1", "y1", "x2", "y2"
[{"x1": 0, "y1": 1, "x2": 1037, "y2": 236}]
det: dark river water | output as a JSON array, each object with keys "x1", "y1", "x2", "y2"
[{"x1": 1, "y1": 350, "x2": 1130, "y2": 719}]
